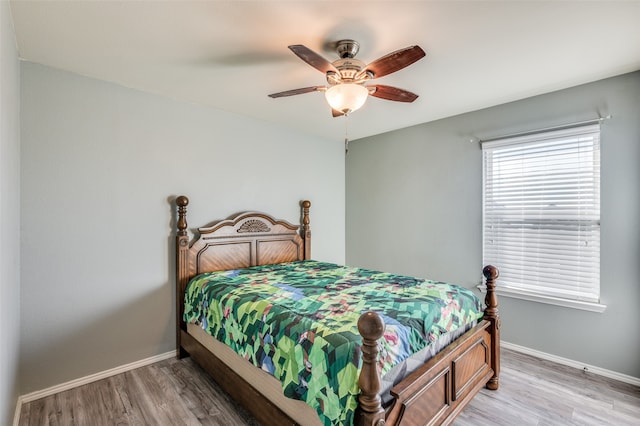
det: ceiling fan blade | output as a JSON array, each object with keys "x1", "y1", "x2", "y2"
[
  {"x1": 360, "y1": 45, "x2": 426, "y2": 79},
  {"x1": 268, "y1": 86, "x2": 324, "y2": 98},
  {"x1": 369, "y1": 85, "x2": 419, "y2": 103},
  {"x1": 288, "y1": 45, "x2": 339, "y2": 74}
]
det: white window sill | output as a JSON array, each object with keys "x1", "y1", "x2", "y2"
[{"x1": 477, "y1": 285, "x2": 607, "y2": 313}]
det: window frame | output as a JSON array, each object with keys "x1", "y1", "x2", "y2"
[{"x1": 481, "y1": 124, "x2": 605, "y2": 313}]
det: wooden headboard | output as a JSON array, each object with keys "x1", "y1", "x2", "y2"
[{"x1": 174, "y1": 195, "x2": 311, "y2": 354}]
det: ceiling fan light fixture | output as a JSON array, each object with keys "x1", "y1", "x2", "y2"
[
  {"x1": 269, "y1": 42, "x2": 425, "y2": 116},
  {"x1": 324, "y1": 83, "x2": 369, "y2": 114}
]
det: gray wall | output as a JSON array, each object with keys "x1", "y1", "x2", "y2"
[
  {"x1": 20, "y1": 62, "x2": 345, "y2": 394},
  {"x1": 0, "y1": 1, "x2": 21, "y2": 424},
  {"x1": 347, "y1": 72, "x2": 640, "y2": 379}
]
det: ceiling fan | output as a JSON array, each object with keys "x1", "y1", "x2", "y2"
[{"x1": 268, "y1": 40, "x2": 426, "y2": 116}]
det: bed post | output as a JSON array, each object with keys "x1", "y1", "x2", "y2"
[
  {"x1": 483, "y1": 265, "x2": 500, "y2": 390},
  {"x1": 176, "y1": 195, "x2": 190, "y2": 358},
  {"x1": 355, "y1": 312, "x2": 386, "y2": 426},
  {"x1": 301, "y1": 200, "x2": 311, "y2": 260}
]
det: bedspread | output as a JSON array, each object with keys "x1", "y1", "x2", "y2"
[{"x1": 183, "y1": 260, "x2": 484, "y2": 426}]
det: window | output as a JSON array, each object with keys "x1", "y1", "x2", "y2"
[{"x1": 482, "y1": 124, "x2": 604, "y2": 312}]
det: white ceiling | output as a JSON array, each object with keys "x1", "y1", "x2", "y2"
[{"x1": 9, "y1": 1, "x2": 640, "y2": 141}]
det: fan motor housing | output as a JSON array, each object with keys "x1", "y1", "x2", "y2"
[
  {"x1": 336, "y1": 39, "x2": 360, "y2": 59},
  {"x1": 331, "y1": 58, "x2": 365, "y2": 81}
]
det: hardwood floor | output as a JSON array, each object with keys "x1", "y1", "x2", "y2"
[
  {"x1": 19, "y1": 348, "x2": 639, "y2": 425},
  {"x1": 455, "y1": 349, "x2": 640, "y2": 426},
  {"x1": 18, "y1": 356, "x2": 260, "y2": 426}
]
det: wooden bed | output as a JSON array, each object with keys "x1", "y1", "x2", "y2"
[{"x1": 174, "y1": 195, "x2": 500, "y2": 426}]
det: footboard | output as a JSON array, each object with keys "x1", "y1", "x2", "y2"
[
  {"x1": 385, "y1": 322, "x2": 493, "y2": 425},
  {"x1": 355, "y1": 265, "x2": 500, "y2": 426}
]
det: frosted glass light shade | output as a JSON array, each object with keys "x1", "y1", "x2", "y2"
[{"x1": 325, "y1": 84, "x2": 368, "y2": 114}]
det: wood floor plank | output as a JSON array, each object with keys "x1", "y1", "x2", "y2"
[
  {"x1": 161, "y1": 358, "x2": 250, "y2": 425},
  {"x1": 18, "y1": 348, "x2": 640, "y2": 425},
  {"x1": 162, "y1": 358, "x2": 223, "y2": 420},
  {"x1": 136, "y1": 362, "x2": 199, "y2": 424},
  {"x1": 73, "y1": 381, "x2": 111, "y2": 425},
  {"x1": 110, "y1": 370, "x2": 146, "y2": 425},
  {"x1": 123, "y1": 367, "x2": 174, "y2": 425},
  {"x1": 52, "y1": 389, "x2": 77, "y2": 425}
]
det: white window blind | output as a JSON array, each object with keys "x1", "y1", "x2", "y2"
[{"x1": 482, "y1": 124, "x2": 601, "y2": 305}]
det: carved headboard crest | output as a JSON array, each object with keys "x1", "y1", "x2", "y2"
[{"x1": 237, "y1": 219, "x2": 271, "y2": 233}]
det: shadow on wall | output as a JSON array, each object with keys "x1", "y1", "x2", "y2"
[
  {"x1": 20, "y1": 279, "x2": 176, "y2": 395},
  {"x1": 20, "y1": 195, "x2": 204, "y2": 395}
]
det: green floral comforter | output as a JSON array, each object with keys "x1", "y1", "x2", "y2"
[{"x1": 184, "y1": 260, "x2": 483, "y2": 425}]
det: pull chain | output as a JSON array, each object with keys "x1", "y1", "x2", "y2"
[{"x1": 344, "y1": 113, "x2": 350, "y2": 155}]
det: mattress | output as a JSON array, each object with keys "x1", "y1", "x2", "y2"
[{"x1": 184, "y1": 260, "x2": 484, "y2": 425}]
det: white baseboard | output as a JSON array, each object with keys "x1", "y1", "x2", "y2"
[
  {"x1": 502, "y1": 341, "x2": 640, "y2": 387},
  {"x1": 14, "y1": 350, "x2": 176, "y2": 426},
  {"x1": 13, "y1": 398, "x2": 22, "y2": 426}
]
